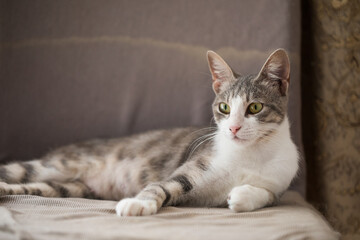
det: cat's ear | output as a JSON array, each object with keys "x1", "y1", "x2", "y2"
[
  {"x1": 207, "y1": 51, "x2": 236, "y2": 94},
  {"x1": 258, "y1": 49, "x2": 290, "y2": 96}
]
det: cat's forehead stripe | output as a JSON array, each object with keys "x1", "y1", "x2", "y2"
[{"x1": 225, "y1": 75, "x2": 258, "y2": 103}]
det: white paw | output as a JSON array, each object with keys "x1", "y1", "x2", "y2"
[
  {"x1": 116, "y1": 198, "x2": 158, "y2": 216},
  {"x1": 227, "y1": 185, "x2": 266, "y2": 212}
]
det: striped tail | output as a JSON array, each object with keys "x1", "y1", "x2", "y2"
[
  {"x1": 0, "y1": 181, "x2": 97, "y2": 198},
  {"x1": 0, "y1": 160, "x2": 97, "y2": 198},
  {"x1": 0, "y1": 160, "x2": 68, "y2": 184}
]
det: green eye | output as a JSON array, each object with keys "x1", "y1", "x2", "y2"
[
  {"x1": 248, "y1": 103, "x2": 263, "y2": 114},
  {"x1": 219, "y1": 102, "x2": 231, "y2": 114}
]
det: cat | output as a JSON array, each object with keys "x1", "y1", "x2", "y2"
[{"x1": 0, "y1": 49, "x2": 299, "y2": 216}]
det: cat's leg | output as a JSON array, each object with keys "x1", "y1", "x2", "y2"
[
  {"x1": 116, "y1": 158, "x2": 208, "y2": 216},
  {"x1": 0, "y1": 160, "x2": 71, "y2": 184},
  {"x1": 227, "y1": 184, "x2": 275, "y2": 212},
  {"x1": 0, "y1": 180, "x2": 96, "y2": 198},
  {"x1": 115, "y1": 181, "x2": 186, "y2": 216}
]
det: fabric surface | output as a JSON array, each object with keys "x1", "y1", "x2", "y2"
[
  {"x1": 0, "y1": 0, "x2": 305, "y2": 195},
  {"x1": 302, "y1": 1, "x2": 360, "y2": 239},
  {"x1": 0, "y1": 191, "x2": 339, "y2": 240}
]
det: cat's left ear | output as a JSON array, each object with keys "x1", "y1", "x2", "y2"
[
  {"x1": 258, "y1": 49, "x2": 290, "y2": 96},
  {"x1": 207, "y1": 51, "x2": 236, "y2": 94}
]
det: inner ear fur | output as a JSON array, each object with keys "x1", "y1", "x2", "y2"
[
  {"x1": 258, "y1": 49, "x2": 290, "y2": 96},
  {"x1": 207, "y1": 51, "x2": 236, "y2": 94}
]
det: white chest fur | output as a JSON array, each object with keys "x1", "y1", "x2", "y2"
[{"x1": 209, "y1": 117, "x2": 299, "y2": 201}]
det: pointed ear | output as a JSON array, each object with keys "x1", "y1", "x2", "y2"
[
  {"x1": 258, "y1": 49, "x2": 290, "y2": 96},
  {"x1": 207, "y1": 51, "x2": 236, "y2": 94}
]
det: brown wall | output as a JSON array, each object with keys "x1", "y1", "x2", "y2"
[{"x1": 302, "y1": 1, "x2": 360, "y2": 239}]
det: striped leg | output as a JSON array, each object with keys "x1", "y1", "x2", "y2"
[
  {"x1": 116, "y1": 177, "x2": 194, "y2": 216},
  {"x1": 116, "y1": 156, "x2": 209, "y2": 216},
  {"x1": 0, "y1": 181, "x2": 96, "y2": 198}
]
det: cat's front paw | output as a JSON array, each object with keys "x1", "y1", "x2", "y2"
[
  {"x1": 116, "y1": 198, "x2": 158, "y2": 216},
  {"x1": 227, "y1": 185, "x2": 267, "y2": 212}
]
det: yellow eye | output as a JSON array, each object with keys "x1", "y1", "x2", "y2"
[
  {"x1": 248, "y1": 103, "x2": 263, "y2": 114},
  {"x1": 219, "y1": 102, "x2": 231, "y2": 114}
]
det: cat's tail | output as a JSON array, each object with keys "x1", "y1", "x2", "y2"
[
  {"x1": 0, "y1": 180, "x2": 96, "y2": 198},
  {"x1": 0, "y1": 160, "x2": 98, "y2": 199},
  {"x1": 0, "y1": 160, "x2": 70, "y2": 184}
]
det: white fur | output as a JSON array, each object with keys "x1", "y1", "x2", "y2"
[
  {"x1": 114, "y1": 95, "x2": 298, "y2": 215},
  {"x1": 211, "y1": 96, "x2": 299, "y2": 212},
  {"x1": 116, "y1": 198, "x2": 157, "y2": 216},
  {"x1": 228, "y1": 184, "x2": 272, "y2": 212},
  {"x1": 84, "y1": 155, "x2": 144, "y2": 200},
  {"x1": 114, "y1": 101, "x2": 298, "y2": 215},
  {"x1": 218, "y1": 96, "x2": 275, "y2": 145},
  {"x1": 114, "y1": 50, "x2": 297, "y2": 215},
  {"x1": 5, "y1": 164, "x2": 26, "y2": 182},
  {"x1": 170, "y1": 110, "x2": 298, "y2": 211}
]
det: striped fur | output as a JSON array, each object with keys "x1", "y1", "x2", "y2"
[
  {"x1": 0, "y1": 181, "x2": 93, "y2": 198},
  {"x1": 0, "y1": 127, "x2": 213, "y2": 201},
  {"x1": 0, "y1": 49, "x2": 299, "y2": 217}
]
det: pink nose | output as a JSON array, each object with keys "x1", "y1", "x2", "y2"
[{"x1": 229, "y1": 126, "x2": 241, "y2": 134}]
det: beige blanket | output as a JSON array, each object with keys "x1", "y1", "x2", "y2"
[{"x1": 0, "y1": 191, "x2": 339, "y2": 240}]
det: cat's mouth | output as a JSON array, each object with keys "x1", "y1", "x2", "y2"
[{"x1": 232, "y1": 135, "x2": 250, "y2": 143}]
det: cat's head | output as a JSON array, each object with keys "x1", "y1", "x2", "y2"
[{"x1": 207, "y1": 49, "x2": 290, "y2": 146}]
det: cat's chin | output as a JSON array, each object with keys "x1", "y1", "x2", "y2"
[{"x1": 231, "y1": 136, "x2": 253, "y2": 146}]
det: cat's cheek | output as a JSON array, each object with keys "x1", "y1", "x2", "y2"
[
  {"x1": 218, "y1": 120, "x2": 232, "y2": 138},
  {"x1": 116, "y1": 198, "x2": 158, "y2": 216}
]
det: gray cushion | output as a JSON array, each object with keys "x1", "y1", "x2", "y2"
[{"x1": 0, "y1": 192, "x2": 339, "y2": 240}]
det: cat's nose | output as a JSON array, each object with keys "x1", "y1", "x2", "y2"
[{"x1": 229, "y1": 126, "x2": 241, "y2": 134}]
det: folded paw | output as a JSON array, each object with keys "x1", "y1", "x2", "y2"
[
  {"x1": 115, "y1": 198, "x2": 158, "y2": 216},
  {"x1": 227, "y1": 184, "x2": 268, "y2": 212}
]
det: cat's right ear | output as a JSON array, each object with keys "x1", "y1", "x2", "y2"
[
  {"x1": 258, "y1": 49, "x2": 290, "y2": 96},
  {"x1": 207, "y1": 51, "x2": 236, "y2": 94}
]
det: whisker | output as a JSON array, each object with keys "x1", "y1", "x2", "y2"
[
  {"x1": 255, "y1": 130, "x2": 282, "y2": 145},
  {"x1": 188, "y1": 127, "x2": 217, "y2": 136},
  {"x1": 188, "y1": 130, "x2": 217, "y2": 153},
  {"x1": 209, "y1": 116, "x2": 216, "y2": 126},
  {"x1": 188, "y1": 132, "x2": 216, "y2": 150},
  {"x1": 187, "y1": 134, "x2": 216, "y2": 160}
]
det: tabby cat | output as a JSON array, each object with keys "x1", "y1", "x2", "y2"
[{"x1": 0, "y1": 49, "x2": 299, "y2": 216}]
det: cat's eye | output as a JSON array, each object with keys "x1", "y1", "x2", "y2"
[
  {"x1": 219, "y1": 102, "x2": 231, "y2": 114},
  {"x1": 248, "y1": 102, "x2": 263, "y2": 114}
]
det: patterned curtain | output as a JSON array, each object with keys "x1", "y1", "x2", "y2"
[{"x1": 302, "y1": 1, "x2": 360, "y2": 239}]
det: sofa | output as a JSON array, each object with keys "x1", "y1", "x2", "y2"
[{"x1": 0, "y1": 1, "x2": 339, "y2": 239}]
